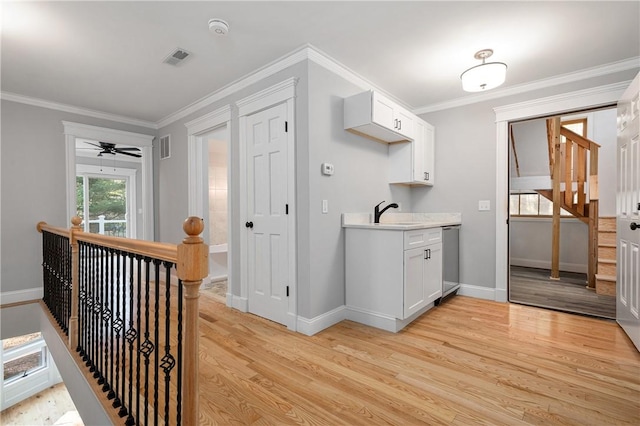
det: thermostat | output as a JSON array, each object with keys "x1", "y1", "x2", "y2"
[{"x1": 321, "y1": 163, "x2": 334, "y2": 176}]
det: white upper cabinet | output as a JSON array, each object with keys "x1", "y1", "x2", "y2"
[
  {"x1": 389, "y1": 118, "x2": 435, "y2": 186},
  {"x1": 344, "y1": 91, "x2": 415, "y2": 143}
]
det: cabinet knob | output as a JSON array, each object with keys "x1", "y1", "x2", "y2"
[{"x1": 631, "y1": 222, "x2": 639, "y2": 231}]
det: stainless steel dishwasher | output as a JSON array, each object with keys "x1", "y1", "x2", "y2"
[{"x1": 436, "y1": 225, "x2": 460, "y2": 305}]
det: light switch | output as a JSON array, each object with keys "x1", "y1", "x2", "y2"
[
  {"x1": 478, "y1": 200, "x2": 491, "y2": 211},
  {"x1": 322, "y1": 199, "x2": 329, "y2": 214}
]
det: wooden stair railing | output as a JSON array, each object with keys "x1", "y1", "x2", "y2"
[
  {"x1": 545, "y1": 117, "x2": 601, "y2": 287},
  {"x1": 37, "y1": 217, "x2": 207, "y2": 425}
]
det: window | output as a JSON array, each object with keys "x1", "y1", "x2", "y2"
[
  {"x1": 2, "y1": 333, "x2": 47, "y2": 384},
  {"x1": 510, "y1": 193, "x2": 572, "y2": 216}
]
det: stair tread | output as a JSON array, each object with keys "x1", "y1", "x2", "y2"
[
  {"x1": 598, "y1": 258, "x2": 616, "y2": 265},
  {"x1": 595, "y1": 274, "x2": 616, "y2": 281},
  {"x1": 598, "y1": 243, "x2": 616, "y2": 248}
]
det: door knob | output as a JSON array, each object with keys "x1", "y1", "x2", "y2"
[
  {"x1": 631, "y1": 222, "x2": 639, "y2": 231},
  {"x1": 245, "y1": 221, "x2": 254, "y2": 229}
]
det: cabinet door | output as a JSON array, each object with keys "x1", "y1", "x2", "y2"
[
  {"x1": 395, "y1": 107, "x2": 415, "y2": 140},
  {"x1": 423, "y1": 124, "x2": 435, "y2": 185},
  {"x1": 412, "y1": 120, "x2": 426, "y2": 182},
  {"x1": 404, "y1": 246, "x2": 429, "y2": 318},
  {"x1": 424, "y1": 243, "x2": 443, "y2": 304},
  {"x1": 371, "y1": 92, "x2": 396, "y2": 131}
]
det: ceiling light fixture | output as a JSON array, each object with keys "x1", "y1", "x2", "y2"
[
  {"x1": 460, "y1": 49, "x2": 507, "y2": 92},
  {"x1": 208, "y1": 19, "x2": 229, "y2": 36}
]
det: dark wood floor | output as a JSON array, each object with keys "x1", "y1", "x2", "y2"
[{"x1": 509, "y1": 266, "x2": 616, "y2": 319}]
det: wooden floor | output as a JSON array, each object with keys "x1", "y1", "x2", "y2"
[
  {"x1": 0, "y1": 383, "x2": 83, "y2": 425},
  {"x1": 196, "y1": 293, "x2": 639, "y2": 425},
  {"x1": 509, "y1": 266, "x2": 616, "y2": 319}
]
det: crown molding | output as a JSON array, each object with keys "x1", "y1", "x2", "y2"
[
  {"x1": 0, "y1": 91, "x2": 158, "y2": 129},
  {"x1": 415, "y1": 56, "x2": 640, "y2": 114}
]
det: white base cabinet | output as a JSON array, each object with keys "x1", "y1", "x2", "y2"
[
  {"x1": 345, "y1": 227, "x2": 443, "y2": 332},
  {"x1": 389, "y1": 118, "x2": 435, "y2": 186}
]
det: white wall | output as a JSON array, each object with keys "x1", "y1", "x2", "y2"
[
  {"x1": 0, "y1": 101, "x2": 155, "y2": 297},
  {"x1": 510, "y1": 217, "x2": 588, "y2": 273}
]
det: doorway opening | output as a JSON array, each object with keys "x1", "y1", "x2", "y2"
[
  {"x1": 507, "y1": 106, "x2": 617, "y2": 318},
  {"x1": 201, "y1": 127, "x2": 230, "y2": 303}
]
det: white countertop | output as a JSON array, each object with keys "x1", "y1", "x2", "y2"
[{"x1": 342, "y1": 212, "x2": 461, "y2": 230}]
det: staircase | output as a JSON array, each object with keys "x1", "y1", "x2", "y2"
[{"x1": 596, "y1": 217, "x2": 616, "y2": 295}]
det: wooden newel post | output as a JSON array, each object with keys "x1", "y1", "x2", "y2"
[
  {"x1": 177, "y1": 217, "x2": 208, "y2": 425},
  {"x1": 69, "y1": 216, "x2": 83, "y2": 350}
]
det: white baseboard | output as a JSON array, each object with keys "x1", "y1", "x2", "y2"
[
  {"x1": 458, "y1": 283, "x2": 496, "y2": 301},
  {"x1": 1, "y1": 287, "x2": 43, "y2": 305},
  {"x1": 510, "y1": 258, "x2": 587, "y2": 274},
  {"x1": 296, "y1": 305, "x2": 346, "y2": 336},
  {"x1": 344, "y1": 304, "x2": 433, "y2": 333},
  {"x1": 231, "y1": 295, "x2": 248, "y2": 312}
]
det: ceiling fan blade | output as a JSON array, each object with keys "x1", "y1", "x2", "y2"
[
  {"x1": 85, "y1": 142, "x2": 103, "y2": 148},
  {"x1": 115, "y1": 150, "x2": 142, "y2": 158},
  {"x1": 115, "y1": 147, "x2": 141, "y2": 151}
]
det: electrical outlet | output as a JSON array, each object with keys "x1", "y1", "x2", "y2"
[{"x1": 478, "y1": 200, "x2": 491, "y2": 211}]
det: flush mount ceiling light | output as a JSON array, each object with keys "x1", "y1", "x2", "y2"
[
  {"x1": 208, "y1": 19, "x2": 229, "y2": 36},
  {"x1": 460, "y1": 49, "x2": 507, "y2": 92}
]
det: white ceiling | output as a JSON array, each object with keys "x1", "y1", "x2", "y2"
[{"x1": 2, "y1": 1, "x2": 639, "y2": 127}]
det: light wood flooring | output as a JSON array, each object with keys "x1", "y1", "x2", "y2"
[
  {"x1": 510, "y1": 266, "x2": 616, "y2": 319},
  {"x1": 193, "y1": 294, "x2": 639, "y2": 425},
  {"x1": 0, "y1": 383, "x2": 83, "y2": 425}
]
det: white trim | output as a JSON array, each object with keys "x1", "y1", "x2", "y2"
[
  {"x1": 237, "y1": 79, "x2": 298, "y2": 331},
  {"x1": 62, "y1": 122, "x2": 154, "y2": 240},
  {"x1": 0, "y1": 288, "x2": 43, "y2": 305},
  {"x1": 458, "y1": 284, "x2": 496, "y2": 301},
  {"x1": 236, "y1": 77, "x2": 298, "y2": 116},
  {"x1": 510, "y1": 259, "x2": 587, "y2": 274},
  {"x1": 0, "y1": 91, "x2": 158, "y2": 129},
  {"x1": 345, "y1": 304, "x2": 433, "y2": 333},
  {"x1": 230, "y1": 295, "x2": 248, "y2": 312},
  {"x1": 296, "y1": 306, "x2": 346, "y2": 336},
  {"x1": 494, "y1": 82, "x2": 627, "y2": 304},
  {"x1": 160, "y1": 44, "x2": 412, "y2": 128},
  {"x1": 416, "y1": 58, "x2": 639, "y2": 114}
]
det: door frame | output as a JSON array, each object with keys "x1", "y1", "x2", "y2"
[
  {"x1": 185, "y1": 105, "x2": 232, "y2": 302},
  {"x1": 494, "y1": 81, "x2": 630, "y2": 302},
  {"x1": 63, "y1": 121, "x2": 154, "y2": 240},
  {"x1": 237, "y1": 77, "x2": 298, "y2": 331}
]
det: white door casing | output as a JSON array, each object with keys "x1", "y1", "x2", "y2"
[
  {"x1": 237, "y1": 78, "x2": 297, "y2": 330},
  {"x1": 494, "y1": 81, "x2": 631, "y2": 303},
  {"x1": 616, "y1": 73, "x2": 640, "y2": 351},
  {"x1": 63, "y1": 122, "x2": 154, "y2": 240}
]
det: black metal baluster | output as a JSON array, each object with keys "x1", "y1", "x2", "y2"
[
  {"x1": 87, "y1": 244, "x2": 96, "y2": 370},
  {"x1": 153, "y1": 259, "x2": 162, "y2": 425},
  {"x1": 111, "y1": 250, "x2": 122, "y2": 404},
  {"x1": 161, "y1": 261, "x2": 176, "y2": 425},
  {"x1": 96, "y1": 245, "x2": 105, "y2": 382},
  {"x1": 134, "y1": 255, "x2": 144, "y2": 426},
  {"x1": 140, "y1": 257, "x2": 154, "y2": 426},
  {"x1": 102, "y1": 247, "x2": 113, "y2": 393},
  {"x1": 176, "y1": 278, "x2": 183, "y2": 426},
  {"x1": 78, "y1": 242, "x2": 86, "y2": 356},
  {"x1": 124, "y1": 254, "x2": 137, "y2": 424}
]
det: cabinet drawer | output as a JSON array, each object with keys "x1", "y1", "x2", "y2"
[{"x1": 404, "y1": 228, "x2": 442, "y2": 250}]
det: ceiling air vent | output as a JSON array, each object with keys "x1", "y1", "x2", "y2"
[
  {"x1": 163, "y1": 48, "x2": 191, "y2": 66},
  {"x1": 160, "y1": 135, "x2": 171, "y2": 160}
]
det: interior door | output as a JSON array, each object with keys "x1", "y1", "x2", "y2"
[
  {"x1": 245, "y1": 103, "x2": 289, "y2": 326},
  {"x1": 617, "y1": 73, "x2": 640, "y2": 351}
]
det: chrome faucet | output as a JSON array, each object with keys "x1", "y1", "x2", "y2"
[{"x1": 374, "y1": 201, "x2": 399, "y2": 223}]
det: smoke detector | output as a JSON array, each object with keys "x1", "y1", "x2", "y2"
[{"x1": 208, "y1": 19, "x2": 229, "y2": 36}]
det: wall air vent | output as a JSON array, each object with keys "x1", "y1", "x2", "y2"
[
  {"x1": 163, "y1": 48, "x2": 191, "y2": 66},
  {"x1": 160, "y1": 135, "x2": 171, "y2": 159}
]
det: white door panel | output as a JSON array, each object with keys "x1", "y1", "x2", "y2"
[
  {"x1": 617, "y1": 73, "x2": 640, "y2": 351},
  {"x1": 246, "y1": 103, "x2": 289, "y2": 326}
]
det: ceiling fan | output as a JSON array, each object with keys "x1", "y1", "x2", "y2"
[{"x1": 84, "y1": 141, "x2": 142, "y2": 158}]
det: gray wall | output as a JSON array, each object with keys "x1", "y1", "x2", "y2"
[
  {"x1": 511, "y1": 120, "x2": 549, "y2": 177},
  {"x1": 0, "y1": 100, "x2": 154, "y2": 294},
  {"x1": 304, "y1": 62, "x2": 411, "y2": 318},
  {"x1": 415, "y1": 69, "x2": 638, "y2": 290}
]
